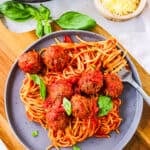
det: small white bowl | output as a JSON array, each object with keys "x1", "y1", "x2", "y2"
[{"x1": 94, "y1": 0, "x2": 147, "y2": 21}]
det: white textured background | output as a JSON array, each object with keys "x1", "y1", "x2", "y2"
[{"x1": 0, "y1": 0, "x2": 150, "y2": 73}]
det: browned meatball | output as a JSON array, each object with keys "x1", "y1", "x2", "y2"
[
  {"x1": 78, "y1": 70, "x2": 103, "y2": 95},
  {"x1": 43, "y1": 96, "x2": 61, "y2": 111},
  {"x1": 71, "y1": 94, "x2": 90, "y2": 119},
  {"x1": 104, "y1": 73, "x2": 123, "y2": 98},
  {"x1": 18, "y1": 50, "x2": 42, "y2": 74},
  {"x1": 42, "y1": 45, "x2": 70, "y2": 72},
  {"x1": 48, "y1": 80, "x2": 73, "y2": 100},
  {"x1": 46, "y1": 105, "x2": 69, "y2": 131}
]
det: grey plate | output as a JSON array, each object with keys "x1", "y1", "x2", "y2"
[{"x1": 5, "y1": 30, "x2": 143, "y2": 150}]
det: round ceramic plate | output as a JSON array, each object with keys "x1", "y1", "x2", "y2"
[{"x1": 5, "y1": 30, "x2": 143, "y2": 150}]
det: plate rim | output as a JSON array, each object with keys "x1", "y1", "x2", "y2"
[{"x1": 4, "y1": 30, "x2": 143, "y2": 150}]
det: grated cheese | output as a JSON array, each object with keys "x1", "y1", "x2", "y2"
[{"x1": 100, "y1": 0, "x2": 140, "y2": 16}]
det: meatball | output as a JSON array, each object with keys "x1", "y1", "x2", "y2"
[
  {"x1": 46, "y1": 105, "x2": 69, "y2": 131},
  {"x1": 18, "y1": 50, "x2": 42, "y2": 74},
  {"x1": 48, "y1": 80, "x2": 73, "y2": 100},
  {"x1": 78, "y1": 70, "x2": 103, "y2": 95},
  {"x1": 42, "y1": 45, "x2": 70, "y2": 72},
  {"x1": 104, "y1": 73, "x2": 123, "y2": 98},
  {"x1": 43, "y1": 96, "x2": 61, "y2": 111},
  {"x1": 71, "y1": 94, "x2": 90, "y2": 119}
]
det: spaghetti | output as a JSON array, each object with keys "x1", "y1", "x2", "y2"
[{"x1": 19, "y1": 36, "x2": 127, "y2": 150}]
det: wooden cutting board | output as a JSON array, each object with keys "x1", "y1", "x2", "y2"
[{"x1": 0, "y1": 20, "x2": 150, "y2": 150}]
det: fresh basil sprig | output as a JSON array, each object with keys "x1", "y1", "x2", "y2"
[
  {"x1": 30, "y1": 74, "x2": 46, "y2": 100},
  {"x1": 63, "y1": 97, "x2": 72, "y2": 116},
  {"x1": 98, "y1": 95, "x2": 113, "y2": 117},
  {"x1": 56, "y1": 11, "x2": 96, "y2": 30},
  {"x1": 0, "y1": 1, "x2": 97, "y2": 37},
  {"x1": 0, "y1": 1, "x2": 52, "y2": 37}
]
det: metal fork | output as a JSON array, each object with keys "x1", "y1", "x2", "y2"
[{"x1": 118, "y1": 67, "x2": 150, "y2": 105}]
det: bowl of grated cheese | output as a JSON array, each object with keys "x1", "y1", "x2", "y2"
[{"x1": 94, "y1": 0, "x2": 147, "y2": 21}]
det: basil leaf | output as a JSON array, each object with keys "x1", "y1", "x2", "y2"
[
  {"x1": 73, "y1": 145, "x2": 81, "y2": 150},
  {"x1": 32, "y1": 130, "x2": 39, "y2": 137},
  {"x1": 44, "y1": 21, "x2": 52, "y2": 35},
  {"x1": 63, "y1": 97, "x2": 72, "y2": 116},
  {"x1": 56, "y1": 11, "x2": 96, "y2": 30},
  {"x1": 39, "y1": 4, "x2": 51, "y2": 20},
  {"x1": 30, "y1": 74, "x2": 46, "y2": 99},
  {"x1": 98, "y1": 95, "x2": 113, "y2": 117},
  {"x1": 25, "y1": 6, "x2": 40, "y2": 20},
  {"x1": 39, "y1": 79, "x2": 46, "y2": 100},
  {"x1": 30, "y1": 74, "x2": 40, "y2": 84},
  {"x1": 36, "y1": 20, "x2": 44, "y2": 38},
  {"x1": 0, "y1": 1, "x2": 32, "y2": 22}
]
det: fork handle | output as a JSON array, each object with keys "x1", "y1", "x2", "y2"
[{"x1": 129, "y1": 79, "x2": 150, "y2": 105}]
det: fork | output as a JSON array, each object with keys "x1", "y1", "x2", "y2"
[{"x1": 118, "y1": 67, "x2": 150, "y2": 105}]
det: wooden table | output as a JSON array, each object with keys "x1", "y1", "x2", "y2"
[{"x1": 0, "y1": 20, "x2": 150, "y2": 150}]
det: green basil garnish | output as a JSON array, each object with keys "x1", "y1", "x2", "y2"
[
  {"x1": 56, "y1": 11, "x2": 96, "y2": 30},
  {"x1": 63, "y1": 97, "x2": 72, "y2": 116},
  {"x1": 30, "y1": 74, "x2": 46, "y2": 100},
  {"x1": 72, "y1": 145, "x2": 81, "y2": 150},
  {"x1": 32, "y1": 130, "x2": 39, "y2": 137},
  {"x1": 98, "y1": 95, "x2": 113, "y2": 117}
]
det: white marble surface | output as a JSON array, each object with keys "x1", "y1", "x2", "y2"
[
  {"x1": 0, "y1": 0, "x2": 150, "y2": 73},
  {"x1": 0, "y1": 139, "x2": 7, "y2": 150}
]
